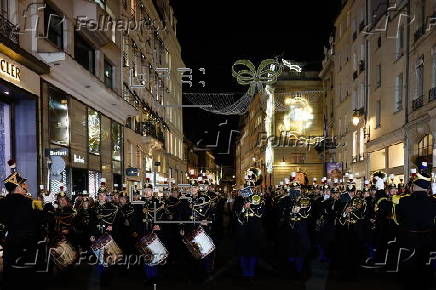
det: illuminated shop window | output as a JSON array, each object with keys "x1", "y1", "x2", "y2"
[
  {"x1": 48, "y1": 88, "x2": 70, "y2": 146},
  {"x1": 88, "y1": 108, "x2": 101, "y2": 155},
  {"x1": 112, "y1": 122, "x2": 122, "y2": 161}
]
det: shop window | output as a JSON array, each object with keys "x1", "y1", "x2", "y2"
[
  {"x1": 44, "y1": 2, "x2": 63, "y2": 49},
  {"x1": 417, "y1": 134, "x2": 433, "y2": 157},
  {"x1": 48, "y1": 87, "x2": 70, "y2": 146},
  {"x1": 112, "y1": 122, "x2": 122, "y2": 161},
  {"x1": 0, "y1": 102, "x2": 11, "y2": 192},
  {"x1": 104, "y1": 59, "x2": 113, "y2": 89},
  {"x1": 389, "y1": 143, "x2": 405, "y2": 168},
  {"x1": 88, "y1": 108, "x2": 101, "y2": 155},
  {"x1": 75, "y1": 33, "x2": 95, "y2": 74}
]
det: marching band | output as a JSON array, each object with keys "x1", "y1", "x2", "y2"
[{"x1": 0, "y1": 160, "x2": 435, "y2": 289}]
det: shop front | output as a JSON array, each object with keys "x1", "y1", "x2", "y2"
[
  {"x1": 41, "y1": 81, "x2": 124, "y2": 198},
  {"x1": 0, "y1": 51, "x2": 45, "y2": 196}
]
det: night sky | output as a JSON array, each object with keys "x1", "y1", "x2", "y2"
[{"x1": 171, "y1": 1, "x2": 341, "y2": 168}]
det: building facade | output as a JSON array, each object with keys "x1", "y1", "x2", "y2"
[
  {"x1": 320, "y1": 0, "x2": 436, "y2": 186},
  {"x1": 236, "y1": 66, "x2": 325, "y2": 187},
  {"x1": 0, "y1": 0, "x2": 185, "y2": 197}
]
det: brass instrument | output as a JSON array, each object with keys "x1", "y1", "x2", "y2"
[
  {"x1": 339, "y1": 196, "x2": 366, "y2": 226},
  {"x1": 288, "y1": 196, "x2": 311, "y2": 229}
]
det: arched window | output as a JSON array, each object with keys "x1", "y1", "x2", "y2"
[{"x1": 417, "y1": 134, "x2": 433, "y2": 157}]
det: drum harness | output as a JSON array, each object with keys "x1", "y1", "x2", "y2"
[{"x1": 96, "y1": 204, "x2": 119, "y2": 235}]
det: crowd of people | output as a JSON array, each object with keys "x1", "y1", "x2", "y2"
[{"x1": 0, "y1": 162, "x2": 435, "y2": 290}]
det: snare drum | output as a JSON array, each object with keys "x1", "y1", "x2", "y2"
[
  {"x1": 50, "y1": 240, "x2": 78, "y2": 269},
  {"x1": 183, "y1": 226, "x2": 215, "y2": 260},
  {"x1": 91, "y1": 234, "x2": 123, "y2": 266},
  {"x1": 136, "y1": 233, "x2": 169, "y2": 266}
]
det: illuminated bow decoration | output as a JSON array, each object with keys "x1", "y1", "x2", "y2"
[{"x1": 232, "y1": 59, "x2": 283, "y2": 97}]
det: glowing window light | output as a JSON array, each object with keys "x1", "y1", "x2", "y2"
[{"x1": 282, "y1": 97, "x2": 314, "y2": 133}]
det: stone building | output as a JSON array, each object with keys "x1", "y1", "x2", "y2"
[
  {"x1": 0, "y1": 0, "x2": 185, "y2": 197},
  {"x1": 320, "y1": 0, "x2": 435, "y2": 186}
]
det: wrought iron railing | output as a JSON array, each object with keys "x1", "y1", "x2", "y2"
[
  {"x1": 412, "y1": 95, "x2": 424, "y2": 111},
  {"x1": 0, "y1": 13, "x2": 19, "y2": 44}
]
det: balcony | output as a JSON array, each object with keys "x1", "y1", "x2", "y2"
[
  {"x1": 429, "y1": 87, "x2": 436, "y2": 103},
  {"x1": 0, "y1": 14, "x2": 18, "y2": 45},
  {"x1": 412, "y1": 95, "x2": 424, "y2": 111}
]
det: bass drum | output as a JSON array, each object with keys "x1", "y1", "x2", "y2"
[
  {"x1": 91, "y1": 234, "x2": 123, "y2": 267},
  {"x1": 183, "y1": 226, "x2": 215, "y2": 260},
  {"x1": 136, "y1": 233, "x2": 169, "y2": 266},
  {"x1": 50, "y1": 240, "x2": 78, "y2": 269}
]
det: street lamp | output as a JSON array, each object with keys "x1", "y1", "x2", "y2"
[{"x1": 352, "y1": 108, "x2": 364, "y2": 126}]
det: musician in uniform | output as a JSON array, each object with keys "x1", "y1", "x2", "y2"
[
  {"x1": 396, "y1": 171, "x2": 436, "y2": 289},
  {"x1": 0, "y1": 161, "x2": 43, "y2": 289},
  {"x1": 116, "y1": 194, "x2": 137, "y2": 257},
  {"x1": 277, "y1": 178, "x2": 311, "y2": 279},
  {"x1": 314, "y1": 181, "x2": 338, "y2": 263},
  {"x1": 73, "y1": 196, "x2": 95, "y2": 251},
  {"x1": 90, "y1": 181, "x2": 121, "y2": 286},
  {"x1": 180, "y1": 178, "x2": 216, "y2": 282},
  {"x1": 373, "y1": 183, "x2": 398, "y2": 265},
  {"x1": 233, "y1": 168, "x2": 264, "y2": 280},
  {"x1": 335, "y1": 178, "x2": 367, "y2": 279},
  {"x1": 137, "y1": 183, "x2": 166, "y2": 284}
]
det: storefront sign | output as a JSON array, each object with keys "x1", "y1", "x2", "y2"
[
  {"x1": 45, "y1": 148, "x2": 68, "y2": 157},
  {"x1": 73, "y1": 154, "x2": 85, "y2": 164},
  {"x1": 126, "y1": 167, "x2": 139, "y2": 176},
  {"x1": 0, "y1": 57, "x2": 21, "y2": 82}
]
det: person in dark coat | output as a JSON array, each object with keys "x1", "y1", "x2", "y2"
[
  {"x1": 0, "y1": 166, "x2": 43, "y2": 290},
  {"x1": 396, "y1": 172, "x2": 436, "y2": 290},
  {"x1": 334, "y1": 181, "x2": 367, "y2": 280},
  {"x1": 277, "y1": 181, "x2": 311, "y2": 278},
  {"x1": 233, "y1": 169, "x2": 265, "y2": 280}
]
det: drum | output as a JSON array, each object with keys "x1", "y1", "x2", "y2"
[
  {"x1": 135, "y1": 233, "x2": 169, "y2": 266},
  {"x1": 91, "y1": 234, "x2": 123, "y2": 266},
  {"x1": 0, "y1": 244, "x2": 3, "y2": 272},
  {"x1": 183, "y1": 226, "x2": 215, "y2": 260},
  {"x1": 50, "y1": 240, "x2": 78, "y2": 269}
]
